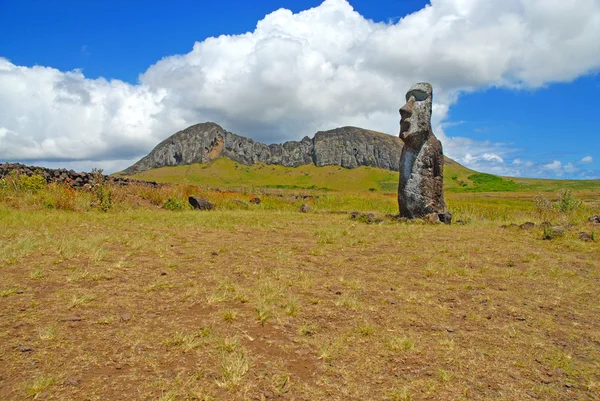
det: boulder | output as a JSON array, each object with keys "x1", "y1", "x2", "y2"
[
  {"x1": 299, "y1": 204, "x2": 312, "y2": 213},
  {"x1": 188, "y1": 196, "x2": 214, "y2": 210},
  {"x1": 519, "y1": 222, "x2": 536, "y2": 230}
]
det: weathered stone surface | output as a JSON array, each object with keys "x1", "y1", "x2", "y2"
[
  {"x1": 313, "y1": 127, "x2": 402, "y2": 170},
  {"x1": 438, "y1": 211, "x2": 453, "y2": 225},
  {"x1": 122, "y1": 122, "x2": 403, "y2": 174},
  {"x1": 299, "y1": 204, "x2": 312, "y2": 213},
  {"x1": 189, "y1": 196, "x2": 214, "y2": 210},
  {"x1": 397, "y1": 83, "x2": 449, "y2": 222},
  {"x1": 519, "y1": 222, "x2": 536, "y2": 230},
  {"x1": 588, "y1": 215, "x2": 600, "y2": 224}
]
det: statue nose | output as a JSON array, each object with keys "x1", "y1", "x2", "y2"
[{"x1": 399, "y1": 105, "x2": 412, "y2": 119}]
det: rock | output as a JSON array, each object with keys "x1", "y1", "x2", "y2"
[
  {"x1": 63, "y1": 376, "x2": 81, "y2": 387},
  {"x1": 188, "y1": 196, "x2": 214, "y2": 210},
  {"x1": 578, "y1": 232, "x2": 594, "y2": 242},
  {"x1": 313, "y1": 126, "x2": 401, "y2": 170},
  {"x1": 120, "y1": 313, "x2": 132, "y2": 322},
  {"x1": 588, "y1": 215, "x2": 600, "y2": 224},
  {"x1": 249, "y1": 197, "x2": 261, "y2": 205},
  {"x1": 350, "y1": 211, "x2": 382, "y2": 224},
  {"x1": 299, "y1": 204, "x2": 312, "y2": 213},
  {"x1": 0, "y1": 162, "x2": 160, "y2": 189},
  {"x1": 59, "y1": 316, "x2": 82, "y2": 322},
  {"x1": 543, "y1": 226, "x2": 566, "y2": 240},
  {"x1": 438, "y1": 211, "x2": 453, "y2": 225},
  {"x1": 17, "y1": 345, "x2": 35, "y2": 353},
  {"x1": 397, "y1": 83, "x2": 448, "y2": 219},
  {"x1": 426, "y1": 213, "x2": 440, "y2": 224},
  {"x1": 540, "y1": 221, "x2": 552, "y2": 228},
  {"x1": 519, "y1": 222, "x2": 536, "y2": 230}
]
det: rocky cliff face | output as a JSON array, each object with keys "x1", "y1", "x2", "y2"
[{"x1": 122, "y1": 122, "x2": 403, "y2": 174}]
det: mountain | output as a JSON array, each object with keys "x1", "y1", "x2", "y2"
[{"x1": 122, "y1": 122, "x2": 406, "y2": 175}]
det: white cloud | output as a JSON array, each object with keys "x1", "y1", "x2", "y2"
[
  {"x1": 2, "y1": 0, "x2": 600, "y2": 174},
  {"x1": 581, "y1": 155, "x2": 593, "y2": 163},
  {"x1": 543, "y1": 160, "x2": 562, "y2": 170},
  {"x1": 564, "y1": 162, "x2": 579, "y2": 173}
]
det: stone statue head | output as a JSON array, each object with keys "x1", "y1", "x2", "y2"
[{"x1": 399, "y1": 82, "x2": 433, "y2": 144}]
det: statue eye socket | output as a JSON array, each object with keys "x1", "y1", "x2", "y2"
[{"x1": 406, "y1": 90, "x2": 428, "y2": 102}]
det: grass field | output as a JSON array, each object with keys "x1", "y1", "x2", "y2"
[{"x1": 1, "y1": 167, "x2": 599, "y2": 400}]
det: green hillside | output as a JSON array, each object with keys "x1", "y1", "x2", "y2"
[{"x1": 122, "y1": 157, "x2": 598, "y2": 193}]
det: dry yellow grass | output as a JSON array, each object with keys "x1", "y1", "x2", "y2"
[{"x1": 0, "y1": 190, "x2": 599, "y2": 400}]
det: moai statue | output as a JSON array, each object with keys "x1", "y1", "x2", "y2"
[{"x1": 398, "y1": 83, "x2": 451, "y2": 224}]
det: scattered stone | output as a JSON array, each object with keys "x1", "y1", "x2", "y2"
[
  {"x1": 17, "y1": 346, "x2": 35, "y2": 353},
  {"x1": 120, "y1": 313, "x2": 132, "y2": 322},
  {"x1": 515, "y1": 316, "x2": 527, "y2": 321},
  {"x1": 446, "y1": 328, "x2": 455, "y2": 333},
  {"x1": 519, "y1": 222, "x2": 536, "y2": 230},
  {"x1": 60, "y1": 316, "x2": 82, "y2": 322},
  {"x1": 350, "y1": 212, "x2": 382, "y2": 224},
  {"x1": 397, "y1": 83, "x2": 449, "y2": 220},
  {"x1": 160, "y1": 272, "x2": 167, "y2": 276},
  {"x1": 540, "y1": 221, "x2": 552, "y2": 228},
  {"x1": 578, "y1": 232, "x2": 594, "y2": 242},
  {"x1": 249, "y1": 197, "x2": 261, "y2": 205},
  {"x1": 438, "y1": 211, "x2": 453, "y2": 225},
  {"x1": 299, "y1": 204, "x2": 312, "y2": 213},
  {"x1": 455, "y1": 219, "x2": 466, "y2": 225},
  {"x1": 588, "y1": 215, "x2": 600, "y2": 224},
  {"x1": 15, "y1": 290, "x2": 24, "y2": 294},
  {"x1": 188, "y1": 196, "x2": 214, "y2": 210},
  {"x1": 426, "y1": 213, "x2": 440, "y2": 224},
  {"x1": 543, "y1": 226, "x2": 566, "y2": 240},
  {"x1": 63, "y1": 376, "x2": 81, "y2": 387}
]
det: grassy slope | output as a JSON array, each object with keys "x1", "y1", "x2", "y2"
[{"x1": 126, "y1": 157, "x2": 600, "y2": 193}]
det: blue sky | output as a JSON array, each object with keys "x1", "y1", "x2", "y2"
[{"x1": 1, "y1": 0, "x2": 599, "y2": 178}]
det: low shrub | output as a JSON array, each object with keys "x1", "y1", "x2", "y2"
[{"x1": 163, "y1": 197, "x2": 188, "y2": 211}]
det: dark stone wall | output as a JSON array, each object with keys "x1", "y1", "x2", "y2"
[{"x1": 0, "y1": 163, "x2": 159, "y2": 188}]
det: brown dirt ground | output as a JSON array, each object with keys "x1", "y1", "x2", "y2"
[{"x1": 0, "y1": 209, "x2": 599, "y2": 400}]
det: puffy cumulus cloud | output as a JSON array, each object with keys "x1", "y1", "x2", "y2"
[
  {"x1": 580, "y1": 155, "x2": 593, "y2": 163},
  {"x1": 543, "y1": 160, "x2": 563, "y2": 171},
  {"x1": 2, "y1": 0, "x2": 600, "y2": 173},
  {"x1": 0, "y1": 59, "x2": 177, "y2": 170}
]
